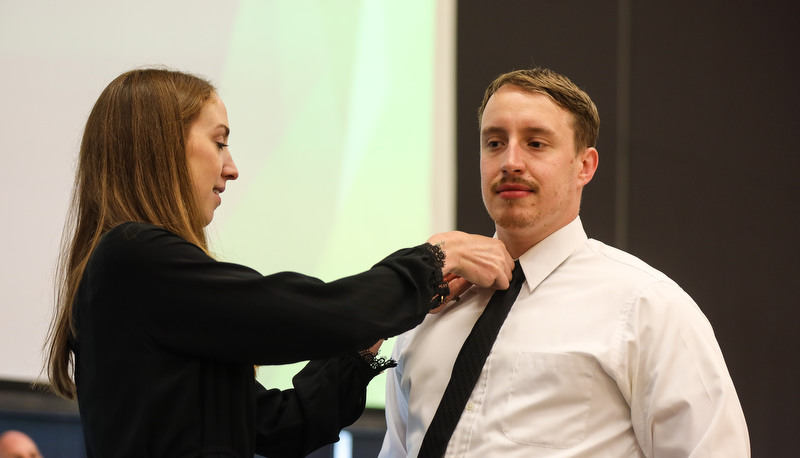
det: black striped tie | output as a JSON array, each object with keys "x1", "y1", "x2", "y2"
[{"x1": 417, "y1": 260, "x2": 525, "y2": 457}]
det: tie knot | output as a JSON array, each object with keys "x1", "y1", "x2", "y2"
[{"x1": 511, "y1": 259, "x2": 525, "y2": 285}]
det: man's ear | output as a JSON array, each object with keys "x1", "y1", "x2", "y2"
[{"x1": 577, "y1": 147, "x2": 599, "y2": 186}]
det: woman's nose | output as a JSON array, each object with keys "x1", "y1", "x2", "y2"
[{"x1": 223, "y1": 149, "x2": 239, "y2": 180}]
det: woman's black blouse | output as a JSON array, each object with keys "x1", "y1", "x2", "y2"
[{"x1": 71, "y1": 222, "x2": 445, "y2": 457}]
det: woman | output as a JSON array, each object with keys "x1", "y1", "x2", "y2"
[{"x1": 45, "y1": 68, "x2": 512, "y2": 457}]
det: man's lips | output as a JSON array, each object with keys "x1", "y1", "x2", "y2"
[{"x1": 494, "y1": 183, "x2": 534, "y2": 198}]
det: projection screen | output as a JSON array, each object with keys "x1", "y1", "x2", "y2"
[{"x1": 0, "y1": 0, "x2": 455, "y2": 409}]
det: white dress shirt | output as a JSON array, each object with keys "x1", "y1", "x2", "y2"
[{"x1": 379, "y1": 217, "x2": 749, "y2": 457}]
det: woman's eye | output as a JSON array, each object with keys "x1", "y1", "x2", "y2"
[{"x1": 216, "y1": 142, "x2": 229, "y2": 150}]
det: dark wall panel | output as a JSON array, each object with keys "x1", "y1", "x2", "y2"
[{"x1": 628, "y1": 2, "x2": 800, "y2": 456}]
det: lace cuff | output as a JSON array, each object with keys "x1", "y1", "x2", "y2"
[
  {"x1": 357, "y1": 349, "x2": 398, "y2": 375},
  {"x1": 422, "y1": 242, "x2": 450, "y2": 309}
]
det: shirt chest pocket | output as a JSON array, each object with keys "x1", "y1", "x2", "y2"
[{"x1": 502, "y1": 352, "x2": 597, "y2": 448}]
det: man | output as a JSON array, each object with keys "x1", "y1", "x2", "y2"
[
  {"x1": 379, "y1": 68, "x2": 749, "y2": 457},
  {"x1": 0, "y1": 430, "x2": 42, "y2": 458}
]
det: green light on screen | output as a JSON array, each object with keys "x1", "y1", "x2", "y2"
[{"x1": 211, "y1": 0, "x2": 436, "y2": 409}]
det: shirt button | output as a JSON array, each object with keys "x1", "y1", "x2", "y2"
[{"x1": 465, "y1": 402, "x2": 475, "y2": 412}]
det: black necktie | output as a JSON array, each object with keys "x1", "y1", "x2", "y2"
[{"x1": 417, "y1": 261, "x2": 526, "y2": 458}]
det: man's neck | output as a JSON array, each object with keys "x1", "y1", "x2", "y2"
[{"x1": 496, "y1": 216, "x2": 579, "y2": 259}]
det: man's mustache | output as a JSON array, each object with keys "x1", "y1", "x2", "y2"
[{"x1": 491, "y1": 177, "x2": 540, "y2": 193}]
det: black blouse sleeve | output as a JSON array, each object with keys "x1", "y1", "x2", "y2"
[
  {"x1": 86, "y1": 222, "x2": 447, "y2": 365},
  {"x1": 252, "y1": 353, "x2": 387, "y2": 457}
]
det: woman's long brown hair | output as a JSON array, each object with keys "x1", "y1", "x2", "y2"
[{"x1": 45, "y1": 68, "x2": 216, "y2": 399}]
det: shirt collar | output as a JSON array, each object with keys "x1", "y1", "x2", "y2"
[{"x1": 516, "y1": 217, "x2": 588, "y2": 292}]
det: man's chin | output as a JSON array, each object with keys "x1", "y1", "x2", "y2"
[{"x1": 491, "y1": 211, "x2": 536, "y2": 229}]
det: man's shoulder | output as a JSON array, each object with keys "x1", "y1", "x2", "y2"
[
  {"x1": 580, "y1": 238, "x2": 675, "y2": 285},
  {"x1": 574, "y1": 239, "x2": 699, "y2": 314}
]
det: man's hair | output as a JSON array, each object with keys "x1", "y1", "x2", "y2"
[
  {"x1": 477, "y1": 67, "x2": 600, "y2": 150},
  {"x1": 45, "y1": 68, "x2": 216, "y2": 399}
]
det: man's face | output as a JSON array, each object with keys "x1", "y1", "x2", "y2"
[{"x1": 480, "y1": 84, "x2": 596, "y2": 240}]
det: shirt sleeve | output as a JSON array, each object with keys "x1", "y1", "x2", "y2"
[
  {"x1": 86, "y1": 222, "x2": 445, "y2": 365},
  {"x1": 378, "y1": 331, "x2": 412, "y2": 458},
  {"x1": 625, "y1": 281, "x2": 750, "y2": 457}
]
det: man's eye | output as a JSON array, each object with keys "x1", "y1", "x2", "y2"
[
  {"x1": 529, "y1": 141, "x2": 543, "y2": 148},
  {"x1": 487, "y1": 140, "x2": 502, "y2": 148}
]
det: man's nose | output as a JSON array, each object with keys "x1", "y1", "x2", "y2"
[{"x1": 501, "y1": 142, "x2": 524, "y2": 174}]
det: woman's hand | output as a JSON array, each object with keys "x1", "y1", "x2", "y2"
[
  {"x1": 366, "y1": 339, "x2": 384, "y2": 355},
  {"x1": 427, "y1": 231, "x2": 514, "y2": 290},
  {"x1": 429, "y1": 274, "x2": 473, "y2": 314}
]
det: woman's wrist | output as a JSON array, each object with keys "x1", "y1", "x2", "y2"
[{"x1": 356, "y1": 349, "x2": 397, "y2": 374}]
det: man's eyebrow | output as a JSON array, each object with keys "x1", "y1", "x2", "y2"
[
  {"x1": 480, "y1": 126, "x2": 556, "y2": 137},
  {"x1": 524, "y1": 126, "x2": 556, "y2": 137},
  {"x1": 480, "y1": 126, "x2": 507, "y2": 137},
  {"x1": 523, "y1": 126, "x2": 556, "y2": 137}
]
